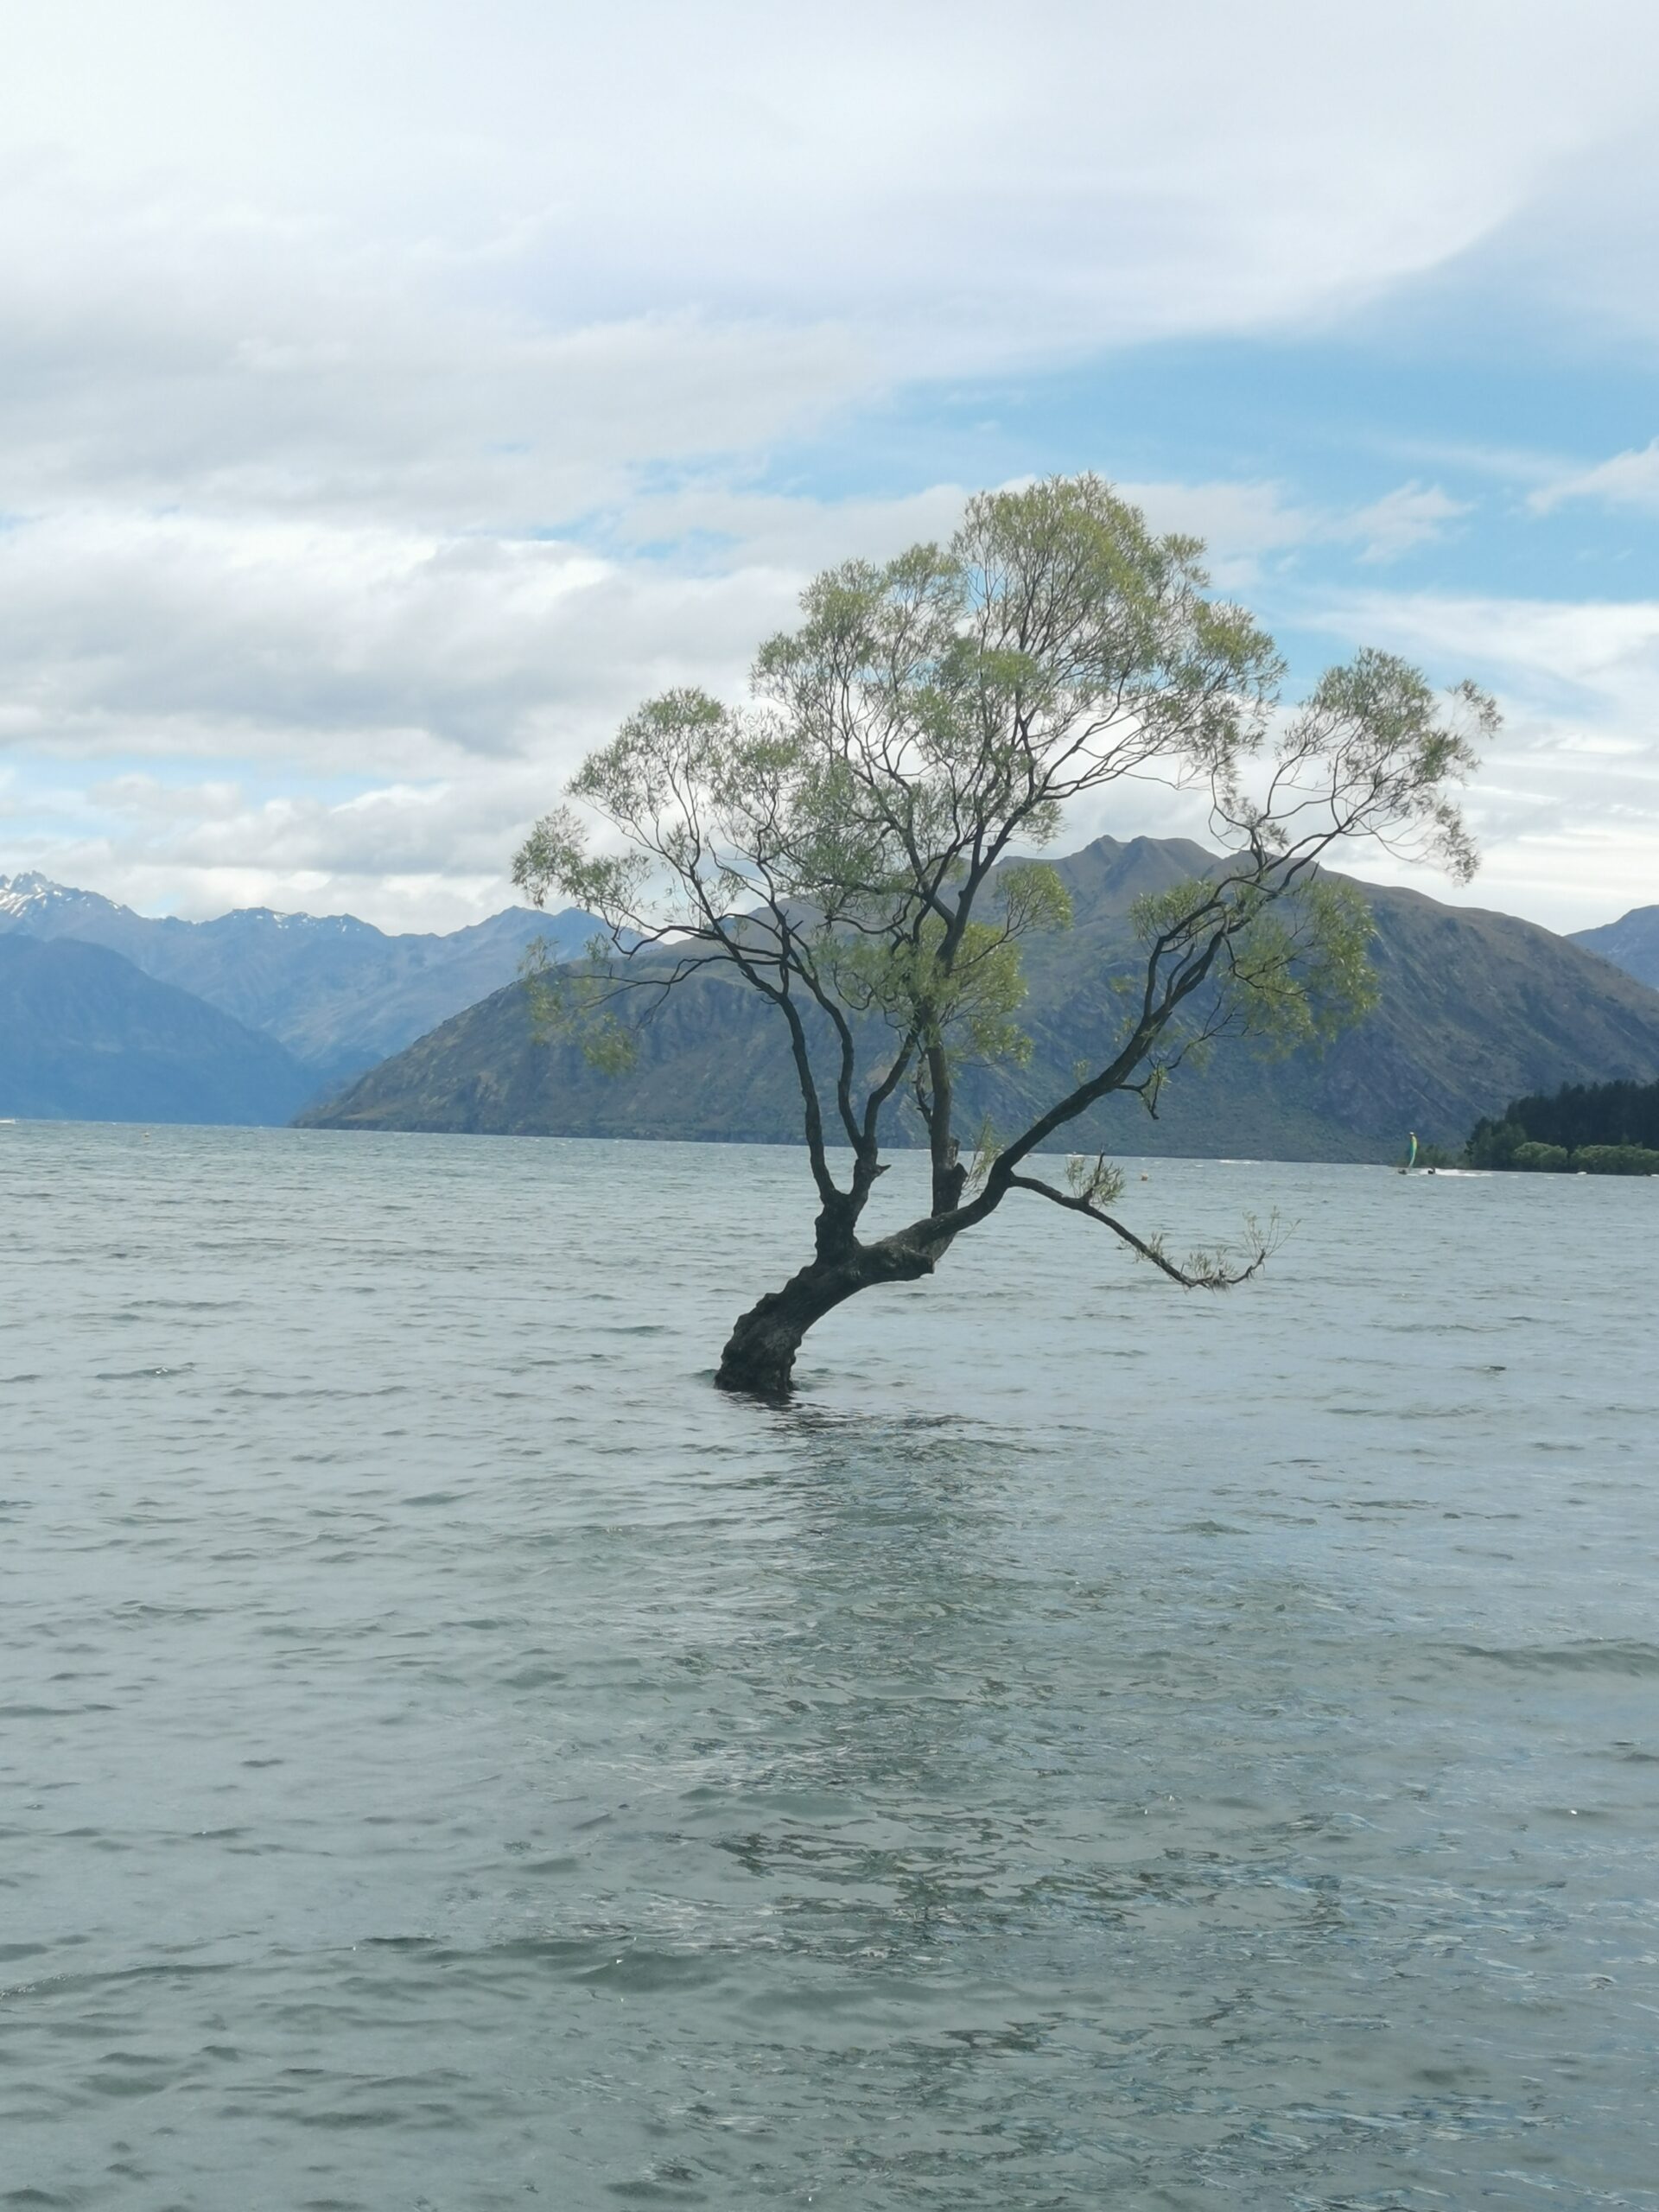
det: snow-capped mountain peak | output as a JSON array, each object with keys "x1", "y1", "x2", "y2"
[
  {"x1": 0, "y1": 867, "x2": 593, "y2": 1090},
  {"x1": 0, "y1": 873, "x2": 130, "y2": 926}
]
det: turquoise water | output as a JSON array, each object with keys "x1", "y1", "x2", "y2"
[{"x1": 2, "y1": 1125, "x2": 1656, "y2": 2209}]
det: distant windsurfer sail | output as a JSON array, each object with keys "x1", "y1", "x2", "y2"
[{"x1": 1399, "y1": 1130, "x2": 1419, "y2": 1175}]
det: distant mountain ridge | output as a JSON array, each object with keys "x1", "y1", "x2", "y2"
[
  {"x1": 1572, "y1": 905, "x2": 1659, "y2": 991},
  {"x1": 0, "y1": 934, "x2": 316, "y2": 1124},
  {"x1": 0, "y1": 874, "x2": 601, "y2": 1089},
  {"x1": 302, "y1": 834, "x2": 1659, "y2": 1162}
]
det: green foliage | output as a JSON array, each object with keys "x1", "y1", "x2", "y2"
[
  {"x1": 996, "y1": 861, "x2": 1073, "y2": 938},
  {"x1": 1132, "y1": 873, "x2": 1378, "y2": 1060},
  {"x1": 1065, "y1": 1152, "x2": 1127, "y2": 1209},
  {"x1": 1133, "y1": 1208, "x2": 1286, "y2": 1288},
  {"x1": 826, "y1": 883, "x2": 1069, "y2": 1070},
  {"x1": 1465, "y1": 1116, "x2": 1523, "y2": 1168},
  {"x1": 1511, "y1": 1141, "x2": 1571, "y2": 1172},
  {"x1": 1469, "y1": 1073, "x2": 1659, "y2": 1161},
  {"x1": 1240, "y1": 879, "x2": 1380, "y2": 1048},
  {"x1": 509, "y1": 471, "x2": 1489, "y2": 1300},
  {"x1": 1264, "y1": 653, "x2": 1490, "y2": 887},
  {"x1": 963, "y1": 1116, "x2": 1001, "y2": 1193},
  {"x1": 518, "y1": 939, "x2": 639, "y2": 1073},
  {"x1": 1495, "y1": 1139, "x2": 1659, "y2": 1174},
  {"x1": 513, "y1": 799, "x2": 652, "y2": 922},
  {"x1": 1571, "y1": 1144, "x2": 1659, "y2": 1176}
]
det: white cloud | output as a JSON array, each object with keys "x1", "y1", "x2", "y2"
[
  {"x1": 1323, "y1": 590, "x2": 1659, "y2": 709},
  {"x1": 0, "y1": 474, "x2": 1412, "y2": 781},
  {"x1": 2, "y1": 1, "x2": 1655, "y2": 539},
  {"x1": 1338, "y1": 483, "x2": 1471, "y2": 563},
  {"x1": 1306, "y1": 588, "x2": 1659, "y2": 928},
  {"x1": 10, "y1": 2, "x2": 1651, "y2": 364},
  {"x1": 1117, "y1": 478, "x2": 1471, "y2": 579},
  {"x1": 10, "y1": 761, "x2": 575, "y2": 929},
  {"x1": 3, "y1": 2, "x2": 1659, "y2": 924},
  {"x1": 1530, "y1": 437, "x2": 1659, "y2": 516},
  {"x1": 9, "y1": 481, "x2": 1652, "y2": 932},
  {"x1": 0, "y1": 506, "x2": 804, "y2": 765}
]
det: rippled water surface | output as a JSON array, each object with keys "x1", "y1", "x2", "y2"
[{"x1": 2, "y1": 1124, "x2": 1656, "y2": 2209}]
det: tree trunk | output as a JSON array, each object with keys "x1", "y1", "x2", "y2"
[{"x1": 714, "y1": 1227, "x2": 955, "y2": 1397}]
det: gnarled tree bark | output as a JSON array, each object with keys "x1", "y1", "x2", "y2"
[{"x1": 715, "y1": 1217, "x2": 957, "y2": 1396}]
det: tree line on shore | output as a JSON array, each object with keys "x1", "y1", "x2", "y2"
[{"x1": 1465, "y1": 1075, "x2": 1659, "y2": 1175}]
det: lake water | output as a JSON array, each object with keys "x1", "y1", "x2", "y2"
[{"x1": 2, "y1": 1124, "x2": 1656, "y2": 2210}]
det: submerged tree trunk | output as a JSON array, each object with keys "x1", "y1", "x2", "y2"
[
  {"x1": 714, "y1": 1258, "x2": 870, "y2": 1397},
  {"x1": 715, "y1": 1222, "x2": 958, "y2": 1397}
]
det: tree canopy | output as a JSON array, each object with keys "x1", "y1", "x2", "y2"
[
  {"x1": 1469, "y1": 1074, "x2": 1659, "y2": 1169},
  {"x1": 515, "y1": 475, "x2": 1492, "y2": 1394}
]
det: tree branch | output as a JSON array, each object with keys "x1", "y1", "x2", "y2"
[{"x1": 1006, "y1": 1173, "x2": 1277, "y2": 1287}]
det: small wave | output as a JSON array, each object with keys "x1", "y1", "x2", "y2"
[{"x1": 1454, "y1": 1639, "x2": 1659, "y2": 1676}]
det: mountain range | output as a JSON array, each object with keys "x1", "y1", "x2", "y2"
[
  {"x1": 0, "y1": 874, "x2": 598, "y2": 1121},
  {"x1": 0, "y1": 934, "x2": 318, "y2": 1125},
  {"x1": 4, "y1": 853, "x2": 1656, "y2": 1148},
  {"x1": 302, "y1": 836, "x2": 1659, "y2": 1163}
]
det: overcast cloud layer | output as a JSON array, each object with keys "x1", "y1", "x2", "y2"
[{"x1": 3, "y1": 0, "x2": 1658, "y2": 931}]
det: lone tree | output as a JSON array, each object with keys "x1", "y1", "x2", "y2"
[{"x1": 515, "y1": 476, "x2": 1491, "y2": 1395}]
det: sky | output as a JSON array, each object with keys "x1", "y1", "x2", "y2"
[{"x1": 2, "y1": 0, "x2": 1658, "y2": 935}]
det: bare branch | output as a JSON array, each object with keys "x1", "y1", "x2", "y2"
[{"x1": 1007, "y1": 1174, "x2": 1284, "y2": 1287}]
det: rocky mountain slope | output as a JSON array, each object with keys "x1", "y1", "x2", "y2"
[
  {"x1": 302, "y1": 836, "x2": 1659, "y2": 1161},
  {"x1": 1572, "y1": 905, "x2": 1659, "y2": 991}
]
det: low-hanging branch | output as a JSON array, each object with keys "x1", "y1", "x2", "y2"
[
  {"x1": 1002, "y1": 1163, "x2": 1282, "y2": 1288},
  {"x1": 514, "y1": 474, "x2": 1492, "y2": 1395}
]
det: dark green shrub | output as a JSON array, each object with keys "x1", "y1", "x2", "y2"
[
  {"x1": 1511, "y1": 1141, "x2": 1570, "y2": 1172},
  {"x1": 1573, "y1": 1143, "x2": 1659, "y2": 1176},
  {"x1": 1467, "y1": 1116, "x2": 1524, "y2": 1168}
]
